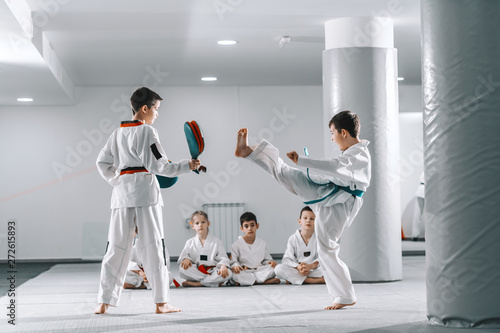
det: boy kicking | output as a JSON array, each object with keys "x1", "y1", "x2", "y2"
[{"x1": 235, "y1": 110, "x2": 371, "y2": 310}]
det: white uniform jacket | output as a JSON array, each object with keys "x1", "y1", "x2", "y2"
[
  {"x1": 297, "y1": 140, "x2": 371, "y2": 226},
  {"x1": 177, "y1": 234, "x2": 231, "y2": 268},
  {"x1": 96, "y1": 120, "x2": 191, "y2": 208},
  {"x1": 230, "y1": 236, "x2": 273, "y2": 269},
  {"x1": 281, "y1": 229, "x2": 319, "y2": 268}
]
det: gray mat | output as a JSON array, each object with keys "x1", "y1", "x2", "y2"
[{"x1": 1, "y1": 257, "x2": 495, "y2": 332}]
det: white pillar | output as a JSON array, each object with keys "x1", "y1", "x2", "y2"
[
  {"x1": 422, "y1": 0, "x2": 500, "y2": 327},
  {"x1": 323, "y1": 17, "x2": 402, "y2": 281}
]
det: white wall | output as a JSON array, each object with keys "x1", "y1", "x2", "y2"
[
  {"x1": 399, "y1": 112, "x2": 424, "y2": 237},
  {"x1": 398, "y1": 85, "x2": 422, "y2": 113},
  {"x1": 0, "y1": 84, "x2": 423, "y2": 260}
]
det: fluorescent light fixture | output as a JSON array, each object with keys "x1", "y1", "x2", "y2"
[
  {"x1": 397, "y1": 77, "x2": 405, "y2": 81},
  {"x1": 217, "y1": 40, "x2": 238, "y2": 45},
  {"x1": 17, "y1": 97, "x2": 33, "y2": 102},
  {"x1": 201, "y1": 77, "x2": 217, "y2": 82}
]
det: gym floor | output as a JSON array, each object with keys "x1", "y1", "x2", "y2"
[{"x1": 1, "y1": 244, "x2": 497, "y2": 332}]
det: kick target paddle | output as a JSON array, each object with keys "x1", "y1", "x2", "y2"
[{"x1": 184, "y1": 120, "x2": 206, "y2": 174}]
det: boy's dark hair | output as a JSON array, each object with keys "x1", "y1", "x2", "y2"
[
  {"x1": 240, "y1": 212, "x2": 257, "y2": 226},
  {"x1": 329, "y1": 110, "x2": 360, "y2": 138},
  {"x1": 299, "y1": 206, "x2": 313, "y2": 218},
  {"x1": 130, "y1": 87, "x2": 163, "y2": 114}
]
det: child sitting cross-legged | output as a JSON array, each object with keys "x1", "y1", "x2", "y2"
[
  {"x1": 178, "y1": 210, "x2": 231, "y2": 287},
  {"x1": 275, "y1": 206, "x2": 325, "y2": 285},
  {"x1": 229, "y1": 212, "x2": 280, "y2": 286}
]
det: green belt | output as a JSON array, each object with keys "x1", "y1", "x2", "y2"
[
  {"x1": 302, "y1": 147, "x2": 364, "y2": 205},
  {"x1": 303, "y1": 184, "x2": 364, "y2": 205}
]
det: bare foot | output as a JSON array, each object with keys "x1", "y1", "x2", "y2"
[
  {"x1": 156, "y1": 303, "x2": 181, "y2": 314},
  {"x1": 94, "y1": 303, "x2": 109, "y2": 314},
  {"x1": 123, "y1": 282, "x2": 147, "y2": 289},
  {"x1": 325, "y1": 301, "x2": 356, "y2": 310},
  {"x1": 286, "y1": 280, "x2": 291, "y2": 285},
  {"x1": 260, "y1": 278, "x2": 281, "y2": 285},
  {"x1": 235, "y1": 128, "x2": 253, "y2": 158},
  {"x1": 182, "y1": 280, "x2": 203, "y2": 287},
  {"x1": 304, "y1": 277, "x2": 326, "y2": 284}
]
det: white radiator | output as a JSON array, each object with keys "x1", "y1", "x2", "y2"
[{"x1": 202, "y1": 203, "x2": 245, "y2": 252}]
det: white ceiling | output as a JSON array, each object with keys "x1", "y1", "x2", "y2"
[{"x1": 0, "y1": 0, "x2": 421, "y2": 105}]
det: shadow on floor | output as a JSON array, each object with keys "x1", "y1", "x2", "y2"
[{"x1": 0, "y1": 262, "x2": 55, "y2": 296}]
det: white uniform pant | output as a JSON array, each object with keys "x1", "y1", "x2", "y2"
[
  {"x1": 97, "y1": 204, "x2": 170, "y2": 306},
  {"x1": 180, "y1": 266, "x2": 232, "y2": 287},
  {"x1": 247, "y1": 140, "x2": 356, "y2": 304},
  {"x1": 231, "y1": 265, "x2": 275, "y2": 286},
  {"x1": 275, "y1": 264, "x2": 323, "y2": 285}
]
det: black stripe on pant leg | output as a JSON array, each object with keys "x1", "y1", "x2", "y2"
[
  {"x1": 161, "y1": 239, "x2": 167, "y2": 266},
  {"x1": 104, "y1": 241, "x2": 109, "y2": 255}
]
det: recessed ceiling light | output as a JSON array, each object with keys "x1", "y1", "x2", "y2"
[
  {"x1": 217, "y1": 40, "x2": 238, "y2": 45},
  {"x1": 17, "y1": 97, "x2": 33, "y2": 102},
  {"x1": 201, "y1": 77, "x2": 217, "y2": 82},
  {"x1": 397, "y1": 77, "x2": 405, "y2": 81}
]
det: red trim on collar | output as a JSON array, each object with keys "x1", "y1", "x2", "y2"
[{"x1": 121, "y1": 120, "x2": 144, "y2": 127}]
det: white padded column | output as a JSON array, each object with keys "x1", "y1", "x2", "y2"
[
  {"x1": 323, "y1": 17, "x2": 402, "y2": 281},
  {"x1": 422, "y1": 0, "x2": 500, "y2": 328}
]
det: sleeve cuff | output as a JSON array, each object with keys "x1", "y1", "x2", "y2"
[{"x1": 296, "y1": 155, "x2": 308, "y2": 168}]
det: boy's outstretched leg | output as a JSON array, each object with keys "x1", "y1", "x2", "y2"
[
  {"x1": 156, "y1": 302, "x2": 181, "y2": 314},
  {"x1": 235, "y1": 128, "x2": 254, "y2": 158},
  {"x1": 94, "y1": 303, "x2": 109, "y2": 314},
  {"x1": 235, "y1": 128, "x2": 326, "y2": 200}
]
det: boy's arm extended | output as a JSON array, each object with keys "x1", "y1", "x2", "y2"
[
  {"x1": 140, "y1": 127, "x2": 191, "y2": 177},
  {"x1": 296, "y1": 149, "x2": 370, "y2": 187}
]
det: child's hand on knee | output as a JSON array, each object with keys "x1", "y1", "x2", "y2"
[
  {"x1": 138, "y1": 270, "x2": 148, "y2": 283},
  {"x1": 268, "y1": 260, "x2": 277, "y2": 268},
  {"x1": 181, "y1": 258, "x2": 192, "y2": 270},
  {"x1": 232, "y1": 266, "x2": 242, "y2": 274},
  {"x1": 218, "y1": 265, "x2": 229, "y2": 278},
  {"x1": 297, "y1": 263, "x2": 310, "y2": 276}
]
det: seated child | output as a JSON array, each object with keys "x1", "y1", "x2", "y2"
[
  {"x1": 275, "y1": 206, "x2": 325, "y2": 285},
  {"x1": 178, "y1": 210, "x2": 231, "y2": 287},
  {"x1": 229, "y1": 212, "x2": 280, "y2": 286},
  {"x1": 124, "y1": 235, "x2": 175, "y2": 289}
]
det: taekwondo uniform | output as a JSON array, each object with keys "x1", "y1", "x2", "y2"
[
  {"x1": 96, "y1": 120, "x2": 191, "y2": 306},
  {"x1": 230, "y1": 236, "x2": 276, "y2": 286},
  {"x1": 246, "y1": 139, "x2": 371, "y2": 304},
  {"x1": 177, "y1": 234, "x2": 232, "y2": 287},
  {"x1": 274, "y1": 229, "x2": 323, "y2": 285},
  {"x1": 124, "y1": 237, "x2": 174, "y2": 289}
]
